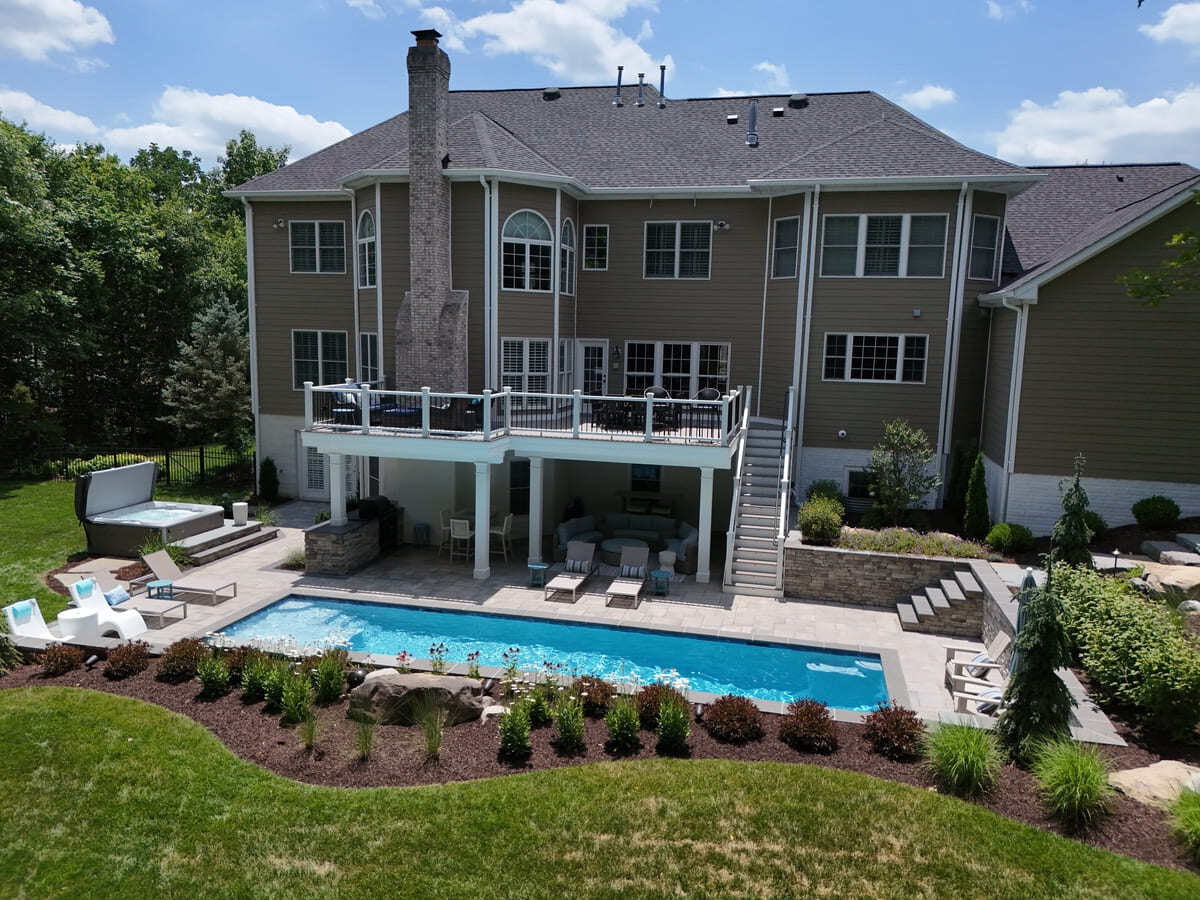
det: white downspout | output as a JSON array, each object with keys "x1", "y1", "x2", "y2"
[
  {"x1": 242, "y1": 199, "x2": 261, "y2": 493},
  {"x1": 490, "y1": 178, "x2": 501, "y2": 389},
  {"x1": 935, "y1": 182, "x2": 970, "y2": 492},
  {"x1": 792, "y1": 186, "x2": 819, "y2": 495},
  {"x1": 977, "y1": 309, "x2": 993, "y2": 448},
  {"x1": 755, "y1": 195, "x2": 774, "y2": 417},
  {"x1": 375, "y1": 181, "x2": 385, "y2": 387},
  {"x1": 479, "y1": 176, "x2": 491, "y2": 390},
  {"x1": 1000, "y1": 298, "x2": 1029, "y2": 522},
  {"x1": 345, "y1": 189, "x2": 360, "y2": 381}
]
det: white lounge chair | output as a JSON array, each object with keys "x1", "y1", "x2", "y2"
[
  {"x1": 544, "y1": 541, "x2": 597, "y2": 603},
  {"x1": 139, "y1": 550, "x2": 236, "y2": 605},
  {"x1": 945, "y1": 631, "x2": 1011, "y2": 689},
  {"x1": 952, "y1": 683, "x2": 1006, "y2": 716},
  {"x1": 67, "y1": 578, "x2": 148, "y2": 640},
  {"x1": 4, "y1": 598, "x2": 71, "y2": 642},
  {"x1": 605, "y1": 545, "x2": 650, "y2": 609}
]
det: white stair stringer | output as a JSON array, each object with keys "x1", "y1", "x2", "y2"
[{"x1": 724, "y1": 416, "x2": 787, "y2": 598}]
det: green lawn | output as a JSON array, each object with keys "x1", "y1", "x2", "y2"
[
  {"x1": 0, "y1": 480, "x2": 85, "y2": 621},
  {"x1": 1, "y1": 688, "x2": 1195, "y2": 899}
]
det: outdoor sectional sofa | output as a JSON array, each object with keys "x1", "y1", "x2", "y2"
[{"x1": 553, "y1": 513, "x2": 699, "y2": 574}]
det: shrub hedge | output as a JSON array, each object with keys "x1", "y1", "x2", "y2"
[
  {"x1": 1132, "y1": 495, "x2": 1181, "y2": 530},
  {"x1": 797, "y1": 496, "x2": 844, "y2": 545},
  {"x1": 985, "y1": 522, "x2": 1035, "y2": 554}
]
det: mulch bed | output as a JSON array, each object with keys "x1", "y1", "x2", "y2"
[{"x1": 2, "y1": 660, "x2": 1194, "y2": 874}]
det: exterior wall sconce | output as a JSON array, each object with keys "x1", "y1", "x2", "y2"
[{"x1": 273, "y1": 217, "x2": 285, "y2": 230}]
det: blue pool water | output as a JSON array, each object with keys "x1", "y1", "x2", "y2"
[{"x1": 221, "y1": 596, "x2": 890, "y2": 708}]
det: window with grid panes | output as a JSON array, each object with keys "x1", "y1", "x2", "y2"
[
  {"x1": 501, "y1": 211, "x2": 553, "y2": 291},
  {"x1": 356, "y1": 211, "x2": 376, "y2": 287},
  {"x1": 560, "y1": 219, "x2": 576, "y2": 294},
  {"x1": 697, "y1": 343, "x2": 729, "y2": 393},
  {"x1": 290, "y1": 221, "x2": 346, "y2": 274},
  {"x1": 643, "y1": 221, "x2": 711, "y2": 279},
  {"x1": 864, "y1": 216, "x2": 902, "y2": 276},
  {"x1": 850, "y1": 334, "x2": 899, "y2": 379},
  {"x1": 823, "y1": 333, "x2": 926, "y2": 383},
  {"x1": 624, "y1": 341, "x2": 656, "y2": 395},
  {"x1": 583, "y1": 224, "x2": 608, "y2": 270},
  {"x1": 772, "y1": 216, "x2": 800, "y2": 278},
  {"x1": 968, "y1": 214, "x2": 1000, "y2": 280},
  {"x1": 820, "y1": 216, "x2": 860, "y2": 276},
  {"x1": 660, "y1": 343, "x2": 692, "y2": 397},
  {"x1": 292, "y1": 330, "x2": 347, "y2": 388}
]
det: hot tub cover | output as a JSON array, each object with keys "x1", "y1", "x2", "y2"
[{"x1": 75, "y1": 460, "x2": 158, "y2": 522}]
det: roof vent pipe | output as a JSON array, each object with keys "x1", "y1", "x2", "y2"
[
  {"x1": 787, "y1": 93, "x2": 809, "y2": 109},
  {"x1": 636, "y1": 72, "x2": 645, "y2": 107},
  {"x1": 613, "y1": 66, "x2": 624, "y2": 107},
  {"x1": 542, "y1": 87, "x2": 561, "y2": 101},
  {"x1": 657, "y1": 65, "x2": 667, "y2": 108},
  {"x1": 746, "y1": 99, "x2": 759, "y2": 147}
]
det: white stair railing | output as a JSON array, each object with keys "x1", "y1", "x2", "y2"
[
  {"x1": 722, "y1": 389, "x2": 753, "y2": 588},
  {"x1": 775, "y1": 386, "x2": 796, "y2": 593}
]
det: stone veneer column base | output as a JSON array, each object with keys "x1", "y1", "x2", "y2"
[{"x1": 305, "y1": 518, "x2": 380, "y2": 575}]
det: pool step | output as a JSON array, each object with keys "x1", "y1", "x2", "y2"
[
  {"x1": 895, "y1": 568, "x2": 983, "y2": 639},
  {"x1": 176, "y1": 520, "x2": 262, "y2": 554},
  {"x1": 188, "y1": 526, "x2": 279, "y2": 566}
]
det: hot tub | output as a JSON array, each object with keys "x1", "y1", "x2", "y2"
[{"x1": 75, "y1": 462, "x2": 224, "y2": 557}]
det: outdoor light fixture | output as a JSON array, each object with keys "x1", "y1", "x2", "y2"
[
  {"x1": 694, "y1": 703, "x2": 704, "y2": 720},
  {"x1": 273, "y1": 217, "x2": 285, "y2": 230},
  {"x1": 1112, "y1": 549, "x2": 1121, "y2": 571}
]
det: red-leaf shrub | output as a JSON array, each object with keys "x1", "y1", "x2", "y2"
[
  {"x1": 702, "y1": 695, "x2": 764, "y2": 743},
  {"x1": 104, "y1": 641, "x2": 150, "y2": 680},
  {"x1": 575, "y1": 675, "x2": 615, "y2": 718},
  {"x1": 157, "y1": 638, "x2": 210, "y2": 683},
  {"x1": 863, "y1": 702, "x2": 925, "y2": 760},
  {"x1": 40, "y1": 643, "x2": 84, "y2": 677},
  {"x1": 779, "y1": 698, "x2": 839, "y2": 754},
  {"x1": 636, "y1": 683, "x2": 687, "y2": 730}
]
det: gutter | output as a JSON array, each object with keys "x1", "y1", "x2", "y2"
[
  {"x1": 935, "y1": 182, "x2": 970, "y2": 490},
  {"x1": 479, "y1": 176, "x2": 492, "y2": 389},
  {"x1": 791, "y1": 186, "x2": 820, "y2": 495},
  {"x1": 344, "y1": 188, "x2": 361, "y2": 386}
]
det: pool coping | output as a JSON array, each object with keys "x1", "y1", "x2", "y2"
[{"x1": 198, "y1": 585, "x2": 909, "y2": 721}]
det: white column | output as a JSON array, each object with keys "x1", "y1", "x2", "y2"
[
  {"x1": 473, "y1": 461, "x2": 491, "y2": 580},
  {"x1": 696, "y1": 466, "x2": 714, "y2": 583},
  {"x1": 527, "y1": 456, "x2": 544, "y2": 563},
  {"x1": 329, "y1": 453, "x2": 347, "y2": 526}
]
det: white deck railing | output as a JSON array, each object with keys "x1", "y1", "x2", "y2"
[
  {"x1": 304, "y1": 380, "x2": 748, "y2": 448},
  {"x1": 722, "y1": 388, "x2": 754, "y2": 588},
  {"x1": 775, "y1": 385, "x2": 796, "y2": 592}
]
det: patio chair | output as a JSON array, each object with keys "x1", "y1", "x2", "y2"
[
  {"x1": 952, "y1": 683, "x2": 1006, "y2": 716},
  {"x1": 449, "y1": 517, "x2": 473, "y2": 563},
  {"x1": 544, "y1": 541, "x2": 597, "y2": 603},
  {"x1": 139, "y1": 550, "x2": 237, "y2": 606},
  {"x1": 438, "y1": 508, "x2": 453, "y2": 557},
  {"x1": 605, "y1": 545, "x2": 650, "y2": 609},
  {"x1": 645, "y1": 386, "x2": 679, "y2": 432},
  {"x1": 490, "y1": 512, "x2": 514, "y2": 562},
  {"x1": 944, "y1": 632, "x2": 1011, "y2": 689},
  {"x1": 4, "y1": 598, "x2": 71, "y2": 642},
  {"x1": 66, "y1": 578, "x2": 148, "y2": 640},
  {"x1": 81, "y1": 571, "x2": 187, "y2": 630}
]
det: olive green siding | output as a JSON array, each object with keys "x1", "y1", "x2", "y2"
[
  {"x1": 1013, "y1": 203, "x2": 1200, "y2": 481},
  {"x1": 762, "y1": 194, "x2": 806, "y2": 417},
  {"x1": 354, "y1": 186, "x2": 376, "y2": 345},
  {"x1": 803, "y1": 189, "x2": 962, "y2": 450},
  {"x1": 980, "y1": 308, "x2": 1016, "y2": 464},
  {"x1": 251, "y1": 199, "x2": 353, "y2": 417},
  {"x1": 450, "y1": 181, "x2": 485, "y2": 391}
]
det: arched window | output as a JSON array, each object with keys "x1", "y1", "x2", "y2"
[
  {"x1": 357, "y1": 210, "x2": 376, "y2": 288},
  {"x1": 501, "y1": 209, "x2": 552, "y2": 292},
  {"x1": 560, "y1": 218, "x2": 576, "y2": 295}
]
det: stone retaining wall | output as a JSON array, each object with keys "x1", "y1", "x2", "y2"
[{"x1": 305, "y1": 518, "x2": 380, "y2": 575}]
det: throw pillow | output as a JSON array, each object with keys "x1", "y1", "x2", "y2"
[
  {"x1": 620, "y1": 564, "x2": 644, "y2": 579},
  {"x1": 76, "y1": 578, "x2": 94, "y2": 598},
  {"x1": 566, "y1": 558, "x2": 588, "y2": 574},
  {"x1": 104, "y1": 586, "x2": 131, "y2": 607}
]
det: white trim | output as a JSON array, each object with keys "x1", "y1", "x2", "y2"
[
  {"x1": 480, "y1": 178, "x2": 493, "y2": 390},
  {"x1": 500, "y1": 336, "x2": 553, "y2": 397},
  {"x1": 793, "y1": 188, "x2": 818, "y2": 493},
  {"x1": 621, "y1": 339, "x2": 731, "y2": 397},
  {"x1": 243, "y1": 200, "x2": 262, "y2": 493},
  {"x1": 818, "y1": 213, "x2": 950, "y2": 279},
  {"x1": 490, "y1": 179, "x2": 501, "y2": 388},
  {"x1": 224, "y1": 190, "x2": 349, "y2": 200},
  {"x1": 820, "y1": 332, "x2": 930, "y2": 385},
  {"x1": 981, "y1": 177, "x2": 1200, "y2": 303},
  {"x1": 552, "y1": 192, "x2": 561, "y2": 397},
  {"x1": 935, "y1": 183, "x2": 970, "y2": 481},
  {"x1": 770, "y1": 214, "x2": 801, "y2": 279},
  {"x1": 559, "y1": 215, "x2": 576, "y2": 296},
  {"x1": 356, "y1": 209, "x2": 377, "y2": 288},
  {"x1": 582, "y1": 223, "x2": 609, "y2": 271},
  {"x1": 348, "y1": 190, "x2": 361, "y2": 383},
  {"x1": 1000, "y1": 302, "x2": 1030, "y2": 521},
  {"x1": 288, "y1": 219, "x2": 346, "y2": 274},
  {"x1": 290, "y1": 328, "x2": 349, "y2": 390},
  {"x1": 500, "y1": 208, "x2": 554, "y2": 293},
  {"x1": 642, "y1": 220, "x2": 713, "y2": 280},
  {"x1": 375, "y1": 182, "x2": 385, "y2": 386},
  {"x1": 966, "y1": 213, "x2": 1001, "y2": 282},
  {"x1": 756, "y1": 196, "x2": 774, "y2": 416}
]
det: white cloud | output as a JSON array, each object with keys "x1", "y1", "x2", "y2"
[
  {"x1": 1140, "y1": 2, "x2": 1200, "y2": 46},
  {"x1": 346, "y1": 0, "x2": 385, "y2": 19},
  {"x1": 0, "y1": 88, "x2": 100, "y2": 135},
  {"x1": 986, "y1": 0, "x2": 1032, "y2": 21},
  {"x1": 715, "y1": 60, "x2": 794, "y2": 97},
  {"x1": 994, "y1": 84, "x2": 1200, "y2": 164},
  {"x1": 0, "y1": 0, "x2": 113, "y2": 64},
  {"x1": 900, "y1": 83, "x2": 957, "y2": 110},
  {"x1": 461, "y1": 1, "x2": 670, "y2": 84}
]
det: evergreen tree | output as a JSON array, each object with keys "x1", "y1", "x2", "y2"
[
  {"x1": 1051, "y1": 454, "x2": 1094, "y2": 567},
  {"x1": 866, "y1": 419, "x2": 941, "y2": 526},
  {"x1": 963, "y1": 451, "x2": 991, "y2": 539},
  {"x1": 160, "y1": 295, "x2": 251, "y2": 450},
  {"x1": 995, "y1": 565, "x2": 1076, "y2": 765}
]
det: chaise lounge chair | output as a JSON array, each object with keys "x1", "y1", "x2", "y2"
[
  {"x1": 944, "y1": 632, "x2": 1011, "y2": 689},
  {"x1": 4, "y1": 598, "x2": 72, "y2": 643},
  {"x1": 67, "y1": 578, "x2": 149, "y2": 640},
  {"x1": 544, "y1": 541, "x2": 597, "y2": 603},
  {"x1": 604, "y1": 545, "x2": 650, "y2": 609},
  {"x1": 138, "y1": 550, "x2": 237, "y2": 606}
]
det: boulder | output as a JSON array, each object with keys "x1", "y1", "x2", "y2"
[
  {"x1": 1176, "y1": 534, "x2": 1200, "y2": 554},
  {"x1": 1109, "y1": 760, "x2": 1200, "y2": 808},
  {"x1": 1141, "y1": 540, "x2": 1187, "y2": 562},
  {"x1": 348, "y1": 669, "x2": 489, "y2": 725},
  {"x1": 1161, "y1": 550, "x2": 1200, "y2": 567},
  {"x1": 1144, "y1": 562, "x2": 1200, "y2": 603},
  {"x1": 1179, "y1": 599, "x2": 1200, "y2": 614},
  {"x1": 481, "y1": 704, "x2": 508, "y2": 724}
]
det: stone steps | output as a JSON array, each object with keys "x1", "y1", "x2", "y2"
[
  {"x1": 895, "y1": 568, "x2": 983, "y2": 638},
  {"x1": 176, "y1": 519, "x2": 262, "y2": 553},
  {"x1": 189, "y1": 527, "x2": 279, "y2": 566}
]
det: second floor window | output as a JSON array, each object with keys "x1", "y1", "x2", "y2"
[
  {"x1": 356, "y1": 211, "x2": 376, "y2": 288},
  {"x1": 644, "y1": 221, "x2": 711, "y2": 279},
  {"x1": 772, "y1": 216, "x2": 801, "y2": 278},
  {"x1": 359, "y1": 332, "x2": 379, "y2": 384},
  {"x1": 293, "y1": 330, "x2": 347, "y2": 388},
  {"x1": 822, "y1": 332, "x2": 927, "y2": 383},
  {"x1": 623, "y1": 340, "x2": 730, "y2": 397},
  {"x1": 968, "y1": 214, "x2": 1001, "y2": 280},
  {"x1": 560, "y1": 219, "x2": 576, "y2": 295},
  {"x1": 290, "y1": 220, "x2": 345, "y2": 274},
  {"x1": 502, "y1": 210, "x2": 552, "y2": 291},
  {"x1": 820, "y1": 214, "x2": 947, "y2": 278},
  {"x1": 583, "y1": 224, "x2": 608, "y2": 270}
]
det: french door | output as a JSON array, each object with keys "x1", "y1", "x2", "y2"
[{"x1": 577, "y1": 339, "x2": 608, "y2": 395}]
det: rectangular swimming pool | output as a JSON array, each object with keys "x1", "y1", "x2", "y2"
[{"x1": 220, "y1": 595, "x2": 890, "y2": 709}]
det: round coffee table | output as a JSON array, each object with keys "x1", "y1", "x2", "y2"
[{"x1": 600, "y1": 537, "x2": 648, "y2": 566}]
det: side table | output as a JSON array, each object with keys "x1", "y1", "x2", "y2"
[{"x1": 650, "y1": 569, "x2": 672, "y2": 597}]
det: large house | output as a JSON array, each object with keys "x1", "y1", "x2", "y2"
[{"x1": 227, "y1": 29, "x2": 1199, "y2": 591}]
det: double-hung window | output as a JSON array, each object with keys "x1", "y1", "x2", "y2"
[
  {"x1": 623, "y1": 340, "x2": 730, "y2": 397},
  {"x1": 968, "y1": 214, "x2": 1001, "y2": 280},
  {"x1": 557, "y1": 339, "x2": 574, "y2": 393},
  {"x1": 290, "y1": 220, "x2": 345, "y2": 274},
  {"x1": 501, "y1": 338, "x2": 551, "y2": 407},
  {"x1": 771, "y1": 216, "x2": 801, "y2": 278},
  {"x1": 583, "y1": 224, "x2": 608, "y2": 270},
  {"x1": 356, "y1": 211, "x2": 376, "y2": 287},
  {"x1": 820, "y1": 214, "x2": 947, "y2": 277},
  {"x1": 358, "y1": 332, "x2": 379, "y2": 384},
  {"x1": 292, "y1": 330, "x2": 348, "y2": 388},
  {"x1": 501, "y1": 210, "x2": 552, "y2": 291},
  {"x1": 559, "y1": 219, "x2": 576, "y2": 295},
  {"x1": 644, "y1": 221, "x2": 711, "y2": 279},
  {"x1": 822, "y1": 333, "x2": 927, "y2": 384}
]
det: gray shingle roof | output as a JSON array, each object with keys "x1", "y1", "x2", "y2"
[{"x1": 233, "y1": 85, "x2": 1029, "y2": 194}]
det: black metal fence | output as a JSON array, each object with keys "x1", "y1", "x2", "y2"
[{"x1": 10, "y1": 444, "x2": 254, "y2": 485}]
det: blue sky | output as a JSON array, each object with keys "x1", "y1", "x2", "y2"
[{"x1": 2, "y1": 0, "x2": 1198, "y2": 168}]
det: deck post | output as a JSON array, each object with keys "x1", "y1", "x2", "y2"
[
  {"x1": 304, "y1": 382, "x2": 314, "y2": 428},
  {"x1": 645, "y1": 393, "x2": 654, "y2": 441},
  {"x1": 482, "y1": 389, "x2": 492, "y2": 439},
  {"x1": 720, "y1": 395, "x2": 729, "y2": 443},
  {"x1": 572, "y1": 390, "x2": 582, "y2": 437},
  {"x1": 360, "y1": 383, "x2": 370, "y2": 434},
  {"x1": 504, "y1": 389, "x2": 513, "y2": 434},
  {"x1": 527, "y1": 455, "x2": 544, "y2": 563},
  {"x1": 329, "y1": 452, "x2": 347, "y2": 526},
  {"x1": 421, "y1": 386, "x2": 431, "y2": 436},
  {"x1": 473, "y1": 461, "x2": 491, "y2": 579},
  {"x1": 696, "y1": 466, "x2": 714, "y2": 583}
]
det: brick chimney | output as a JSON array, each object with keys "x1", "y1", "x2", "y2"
[{"x1": 396, "y1": 28, "x2": 468, "y2": 390}]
